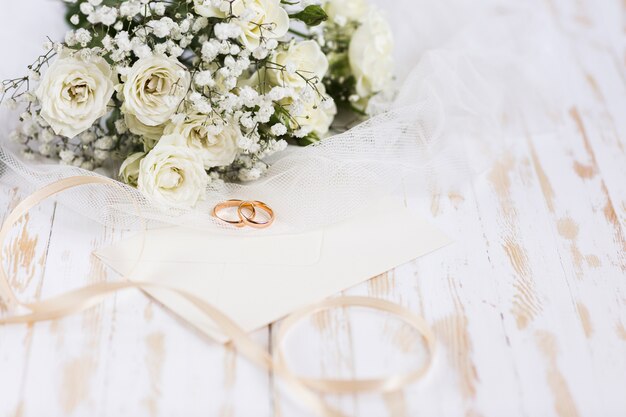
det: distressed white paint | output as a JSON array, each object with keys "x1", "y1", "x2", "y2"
[{"x1": 0, "y1": 0, "x2": 625, "y2": 416}]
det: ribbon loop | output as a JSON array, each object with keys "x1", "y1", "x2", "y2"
[{"x1": 0, "y1": 176, "x2": 436, "y2": 417}]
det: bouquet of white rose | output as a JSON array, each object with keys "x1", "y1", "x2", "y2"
[
  {"x1": 1, "y1": 0, "x2": 393, "y2": 209},
  {"x1": 1, "y1": 0, "x2": 559, "y2": 234}
]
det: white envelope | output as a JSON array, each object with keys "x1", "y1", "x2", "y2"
[{"x1": 95, "y1": 203, "x2": 451, "y2": 342}]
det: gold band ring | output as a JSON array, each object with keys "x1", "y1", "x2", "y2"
[
  {"x1": 212, "y1": 200, "x2": 256, "y2": 228},
  {"x1": 238, "y1": 200, "x2": 275, "y2": 229}
]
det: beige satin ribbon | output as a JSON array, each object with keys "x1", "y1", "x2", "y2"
[{"x1": 0, "y1": 177, "x2": 436, "y2": 417}]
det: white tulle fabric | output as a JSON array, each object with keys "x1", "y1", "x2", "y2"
[{"x1": 0, "y1": 0, "x2": 571, "y2": 233}]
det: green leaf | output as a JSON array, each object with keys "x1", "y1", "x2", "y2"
[
  {"x1": 290, "y1": 5, "x2": 328, "y2": 27},
  {"x1": 296, "y1": 132, "x2": 320, "y2": 146}
]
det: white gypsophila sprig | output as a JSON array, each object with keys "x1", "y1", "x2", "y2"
[{"x1": 2, "y1": 0, "x2": 390, "y2": 204}]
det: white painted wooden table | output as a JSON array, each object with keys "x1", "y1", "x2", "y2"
[{"x1": 1, "y1": 0, "x2": 625, "y2": 416}]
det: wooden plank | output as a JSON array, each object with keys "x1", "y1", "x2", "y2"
[{"x1": 0, "y1": 183, "x2": 56, "y2": 417}]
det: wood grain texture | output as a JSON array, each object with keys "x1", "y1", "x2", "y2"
[{"x1": 0, "y1": 0, "x2": 625, "y2": 416}]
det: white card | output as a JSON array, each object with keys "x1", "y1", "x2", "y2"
[{"x1": 95, "y1": 204, "x2": 451, "y2": 342}]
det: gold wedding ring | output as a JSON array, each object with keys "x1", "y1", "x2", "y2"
[
  {"x1": 213, "y1": 200, "x2": 275, "y2": 229},
  {"x1": 239, "y1": 200, "x2": 275, "y2": 229},
  {"x1": 212, "y1": 200, "x2": 256, "y2": 228}
]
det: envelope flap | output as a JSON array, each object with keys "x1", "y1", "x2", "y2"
[
  {"x1": 95, "y1": 202, "x2": 453, "y2": 342},
  {"x1": 95, "y1": 227, "x2": 324, "y2": 266}
]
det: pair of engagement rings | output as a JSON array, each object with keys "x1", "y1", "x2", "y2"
[{"x1": 212, "y1": 200, "x2": 275, "y2": 229}]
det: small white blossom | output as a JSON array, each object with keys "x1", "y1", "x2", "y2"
[
  {"x1": 79, "y1": 2, "x2": 94, "y2": 16},
  {"x1": 9, "y1": 131, "x2": 25, "y2": 143},
  {"x1": 65, "y1": 31, "x2": 77, "y2": 46},
  {"x1": 268, "y1": 86, "x2": 290, "y2": 101},
  {"x1": 154, "y1": 2, "x2": 166, "y2": 15},
  {"x1": 240, "y1": 113, "x2": 255, "y2": 129},
  {"x1": 154, "y1": 43, "x2": 168, "y2": 55},
  {"x1": 22, "y1": 150, "x2": 36, "y2": 161},
  {"x1": 133, "y1": 44, "x2": 152, "y2": 58},
  {"x1": 29, "y1": 70, "x2": 41, "y2": 81},
  {"x1": 169, "y1": 44, "x2": 184, "y2": 57},
  {"x1": 94, "y1": 149, "x2": 110, "y2": 161},
  {"x1": 120, "y1": 1, "x2": 141, "y2": 17},
  {"x1": 252, "y1": 46, "x2": 268, "y2": 60},
  {"x1": 102, "y1": 35, "x2": 114, "y2": 50},
  {"x1": 214, "y1": 22, "x2": 242, "y2": 40},
  {"x1": 238, "y1": 167, "x2": 263, "y2": 181},
  {"x1": 40, "y1": 129, "x2": 56, "y2": 143},
  {"x1": 238, "y1": 86, "x2": 259, "y2": 107},
  {"x1": 265, "y1": 39, "x2": 278, "y2": 50},
  {"x1": 201, "y1": 40, "x2": 219, "y2": 62},
  {"x1": 148, "y1": 17, "x2": 175, "y2": 38},
  {"x1": 81, "y1": 160, "x2": 95, "y2": 170},
  {"x1": 75, "y1": 28, "x2": 92, "y2": 46},
  {"x1": 270, "y1": 123, "x2": 287, "y2": 136},
  {"x1": 80, "y1": 131, "x2": 97, "y2": 144},
  {"x1": 192, "y1": 17, "x2": 209, "y2": 32},
  {"x1": 38, "y1": 143, "x2": 54, "y2": 156},
  {"x1": 115, "y1": 119, "x2": 128, "y2": 134},
  {"x1": 59, "y1": 149, "x2": 75, "y2": 162},
  {"x1": 194, "y1": 70, "x2": 214, "y2": 87},
  {"x1": 95, "y1": 136, "x2": 115, "y2": 150}
]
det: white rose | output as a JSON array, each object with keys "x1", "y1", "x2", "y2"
[
  {"x1": 35, "y1": 54, "x2": 116, "y2": 138},
  {"x1": 288, "y1": 84, "x2": 337, "y2": 138},
  {"x1": 324, "y1": 0, "x2": 369, "y2": 23},
  {"x1": 267, "y1": 41, "x2": 329, "y2": 91},
  {"x1": 138, "y1": 135, "x2": 209, "y2": 208},
  {"x1": 231, "y1": 0, "x2": 289, "y2": 49},
  {"x1": 118, "y1": 151, "x2": 145, "y2": 186},
  {"x1": 349, "y1": 9, "x2": 394, "y2": 99},
  {"x1": 121, "y1": 54, "x2": 191, "y2": 127},
  {"x1": 163, "y1": 113, "x2": 241, "y2": 168},
  {"x1": 124, "y1": 113, "x2": 166, "y2": 149}
]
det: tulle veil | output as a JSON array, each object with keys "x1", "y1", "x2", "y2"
[{"x1": 0, "y1": 0, "x2": 572, "y2": 233}]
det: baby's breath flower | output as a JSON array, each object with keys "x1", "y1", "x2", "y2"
[
  {"x1": 201, "y1": 40, "x2": 219, "y2": 62},
  {"x1": 79, "y1": 3, "x2": 94, "y2": 16},
  {"x1": 271, "y1": 123, "x2": 287, "y2": 136},
  {"x1": 120, "y1": 1, "x2": 141, "y2": 18},
  {"x1": 38, "y1": 143, "x2": 54, "y2": 156},
  {"x1": 154, "y1": 2, "x2": 166, "y2": 16},
  {"x1": 75, "y1": 28, "x2": 92, "y2": 46},
  {"x1": 59, "y1": 149, "x2": 75, "y2": 162},
  {"x1": 194, "y1": 70, "x2": 214, "y2": 87}
]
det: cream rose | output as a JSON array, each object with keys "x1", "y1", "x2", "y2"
[
  {"x1": 349, "y1": 9, "x2": 394, "y2": 99},
  {"x1": 121, "y1": 55, "x2": 191, "y2": 127},
  {"x1": 193, "y1": 0, "x2": 288, "y2": 48},
  {"x1": 267, "y1": 41, "x2": 329, "y2": 91},
  {"x1": 164, "y1": 113, "x2": 241, "y2": 168},
  {"x1": 118, "y1": 151, "x2": 145, "y2": 186},
  {"x1": 231, "y1": 0, "x2": 289, "y2": 49},
  {"x1": 324, "y1": 0, "x2": 369, "y2": 23},
  {"x1": 35, "y1": 54, "x2": 116, "y2": 138},
  {"x1": 138, "y1": 135, "x2": 208, "y2": 208}
]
